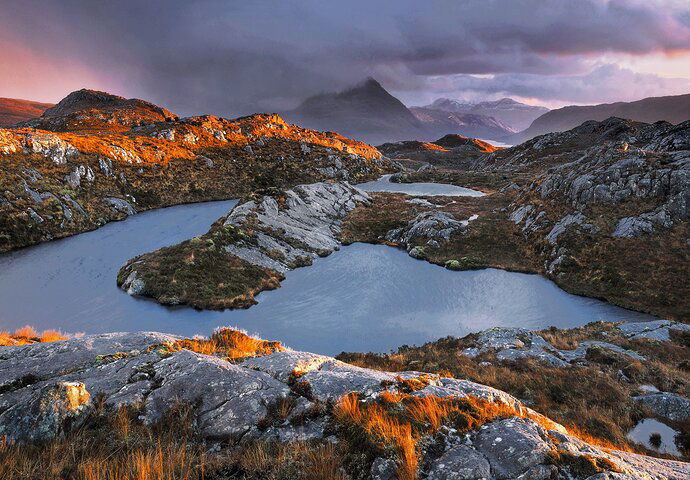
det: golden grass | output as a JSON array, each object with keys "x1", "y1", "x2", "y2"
[
  {"x1": 0, "y1": 325, "x2": 67, "y2": 346},
  {"x1": 0, "y1": 397, "x2": 346, "y2": 480},
  {"x1": 0, "y1": 402, "x2": 202, "y2": 480},
  {"x1": 334, "y1": 393, "x2": 536, "y2": 480},
  {"x1": 170, "y1": 327, "x2": 284, "y2": 361}
]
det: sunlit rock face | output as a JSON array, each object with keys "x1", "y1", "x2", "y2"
[{"x1": 1, "y1": 331, "x2": 688, "y2": 479}]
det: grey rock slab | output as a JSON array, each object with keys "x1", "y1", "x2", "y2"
[
  {"x1": 634, "y1": 392, "x2": 690, "y2": 423},
  {"x1": 473, "y1": 418, "x2": 554, "y2": 480},
  {"x1": 618, "y1": 320, "x2": 690, "y2": 341},
  {"x1": 426, "y1": 443, "x2": 491, "y2": 480},
  {"x1": 145, "y1": 350, "x2": 290, "y2": 439},
  {"x1": 301, "y1": 359, "x2": 397, "y2": 400},
  {"x1": 0, "y1": 332, "x2": 178, "y2": 386},
  {"x1": 240, "y1": 350, "x2": 331, "y2": 383}
]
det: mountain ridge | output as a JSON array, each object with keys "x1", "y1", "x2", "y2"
[
  {"x1": 510, "y1": 92, "x2": 690, "y2": 143},
  {"x1": 423, "y1": 97, "x2": 549, "y2": 131}
]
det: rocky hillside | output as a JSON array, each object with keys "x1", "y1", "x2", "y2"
[
  {"x1": 511, "y1": 92, "x2": 690, "y2": 143},
  {"x1": 0, "y1": 90, "x2": 390, "y2": 253},
  {"x1": 423, "y1": 97, "x2": 549, "y2": 131},
  {"x1": 17, "y1": 89, "x2": 178, "y2": 132},
  {"x1": 118, "y1": 182, "x2": 371, "y2": 309},
  {"x1": 1, "y1": 328, "x2": 688, "y2": 479},
  {"x1": 378, "y1": 134, "x2": 501, "y2": 169},
  {"x1": 478, "y1": 117, "x2": 690, "y2": 317},
  {"x1": 0, "y1": 97, "x2": 53, "y2": 127}
]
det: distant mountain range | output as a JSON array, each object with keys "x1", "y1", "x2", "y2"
[
  {"x1": 0, "y1": 98, "x2": 53, "y2": 127},
  {"x1": 284, "y1": 78, "x2": 516, "y2": 144},
  {"x1": 509, "y1": 92, "x2": 690, "y2": 144},
  {"x1": 422, "y1": 97, "x2": 549, "y2": 131}
]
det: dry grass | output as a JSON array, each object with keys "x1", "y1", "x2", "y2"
[
  {"x1": 0, "y1": 325, "x2": 67, "y2": 346},
  {"x1": 210, "y1": 440, "x2": 348, "y2": 480},
  {"x1": 0, "y1": 399, "x2": 346, "y2": 480},
  {"x1": 333, "y1": 393, "x2": 534, "y2": 480},
  {"x1": 169, "y1": 327, "x2": 284, "y2": 361},
  {"x1": 337, "y1": 336, "x2": 658, "y2": 456},
  {"x1": 0, "y1": 401, "x2": 202, "y2": 480}
]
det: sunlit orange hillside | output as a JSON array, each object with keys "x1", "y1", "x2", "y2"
[{"x1": 0, "y1": 98, "x2": 53, "y2": 127}]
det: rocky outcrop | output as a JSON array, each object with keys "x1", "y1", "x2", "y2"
[
  {"x1": 459, "y1": 326, "x2": 654, "y2": 368},
  {"x1": 1, "y1": 331, "x2": 688, "y2": 479},
  {"x1": 221, "y1": 182, "x2": 370, "y2": 273},
  {"x1": 118, "y1": 182, "x2": 371, "y2": 308},
  {"x1": 385, "y1": 210, "x2": 476, "y2": 257}
]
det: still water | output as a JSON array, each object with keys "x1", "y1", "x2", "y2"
[
  {"x1": 0, "y1": 199, "x2": 655, "y2": 355},
  {"x1": 358, "y1": 174, "x2": 485, "y2": 197}
]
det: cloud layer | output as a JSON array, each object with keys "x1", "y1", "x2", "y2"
[{"x1": 2, "y1": 0, "x2": 690, "y2": 113}]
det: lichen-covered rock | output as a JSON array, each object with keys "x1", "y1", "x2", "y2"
[
  {"x1": 460, "y1": 327, "x2": 644, "y2": 368},
  {"x1": 220, "y1": 182, "x2": 370, "y2": 273},
  {"x1": 426, "y1": 443, "x2": 491, "y2": 479}
]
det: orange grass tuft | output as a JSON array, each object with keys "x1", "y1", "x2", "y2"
[
  {"x1": 334, "y1": 393, "x2": 532, "y2": 480},
  {"x1": 173, "y1": 328, "x2": 284, "y2": 361},
  {"x1": 0, "y1": 325, "x2": 67, "y2": 346}
]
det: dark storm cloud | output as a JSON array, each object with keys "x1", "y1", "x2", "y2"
[{"x1": 2, "y1": 0, "x2": 690, "y2": 113}]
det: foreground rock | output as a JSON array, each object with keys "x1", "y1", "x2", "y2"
[
  {"x1": 1, "y1": 330, "x2": 688, "y2": 479},
  {"x1": 118, "y1": 181, "x2": 370, "y2": 308}
]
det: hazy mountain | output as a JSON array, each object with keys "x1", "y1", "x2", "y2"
[
  {"x1": 511, "y1": 92, "x2": 690, "y2": 144},
  {"x1": 410, "y1": 107, "x2": 516, "y2": 140},
  {"x1": 0, "y1": 98, "x2": 53, "y2": 127},
  {"x1": 284, "y1": 77, "x2": 423, "y2": 145},
  {"x1": 424, "y1": 97, "x2": 549, "y2": 131},
  {"x1": 286, "y1": 78, "x2": 515, "y2": 144}
]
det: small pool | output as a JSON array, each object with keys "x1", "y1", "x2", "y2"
[
  {"x1": 627, "y1": 418, "x2": 682, "y2": 456},
  {"x1": 357, "y1": 174, "x2": 485, "y2": 197}
]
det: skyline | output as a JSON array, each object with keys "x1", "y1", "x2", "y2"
[{"x1": 2, "y1": 0, "x2": 690, "y2": 116}]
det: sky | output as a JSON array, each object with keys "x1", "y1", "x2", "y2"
[{"x1": 2, "y1": 0, "x2": 690, "y2": 115}]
